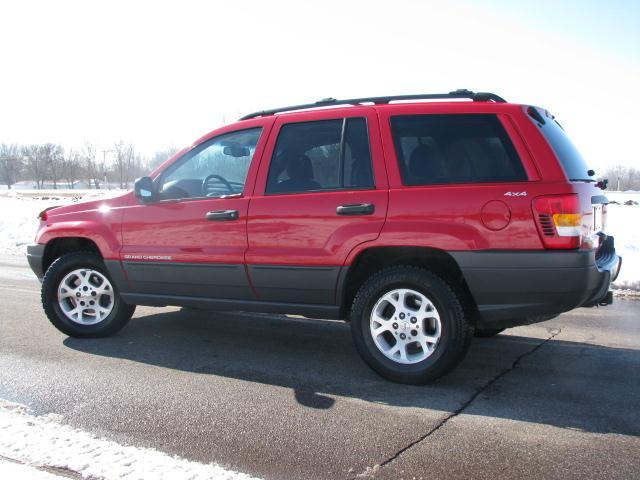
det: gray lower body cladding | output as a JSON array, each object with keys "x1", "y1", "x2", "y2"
[
  {"x1": 33, "y1": 243, "x2": 619, "y2": 328},
  {"x1": 104, "y1": 260, "x2": 342, "y2": 319},
  {"x1": 26, "y1": 243, "x2": 46, "y2": 281},
  {"x1": 451, "y1": 243, "x2": 620, "y2": 328}
]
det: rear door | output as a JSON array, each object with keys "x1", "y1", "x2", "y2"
[
  {"x1": 379, "y1": 108, "x2": 542, "y2": 251},
  {"x1": 246, "y1": 107, "x2": 388, "y2": 305},
  {"x1": 120, "y1": 121, "x2": 271, "y2": 299}
]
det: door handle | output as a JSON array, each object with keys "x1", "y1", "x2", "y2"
[
  {"x1": 205, "y1": 210, "x2": 239, "y2": 221},
  {"x1": 336, "y1": 203, "x2": 375, "y2": 216}
]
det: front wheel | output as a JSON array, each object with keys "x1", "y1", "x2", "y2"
[
  {"x1": 41, "y1": 252, "x2": 135, "y2": 337},
  {"x1": 350, "y1": 266, "x2": 473, "y2": 384}
]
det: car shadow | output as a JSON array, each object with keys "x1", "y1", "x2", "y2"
[{"x1": 63, "y1": 307, "x2": 640, "y2": 437}]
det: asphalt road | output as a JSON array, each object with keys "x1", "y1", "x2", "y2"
[{"x1": 0, "y1": 254, "x2": 639, "y2": 480}]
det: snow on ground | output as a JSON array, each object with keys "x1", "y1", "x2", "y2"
[
  {"x1": 0, "y1": 399, "x2": 260, "y2": 480},
  {"x1": 0, "y1": 189, "x2": 638, "y2": 290},
  {"x1": 607, "y1": 192, "x2": 640, "y2": 290}
]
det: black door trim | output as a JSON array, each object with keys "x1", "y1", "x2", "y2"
[
  {"x1": 119, "y1": 261, "x2": 253, "y2": 300},
  {"x1": 247, "y1": 264, "x2": 341, "y2": 305}
]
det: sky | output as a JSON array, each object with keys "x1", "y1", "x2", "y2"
[{"x1": 1, "y1": 0, "x2": 639, "y2": 172}]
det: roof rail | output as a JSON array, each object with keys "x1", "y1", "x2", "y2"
[{"x1": 239, "y1": 89, "x2": 506, "y2": 120}]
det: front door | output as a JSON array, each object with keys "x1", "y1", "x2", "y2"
[
  {"x1": 121, "y1": 124, "x2": 269, "y2": 300},
  {"x1": 246, "y1": 108, "x2": 388, "y2": 305}
]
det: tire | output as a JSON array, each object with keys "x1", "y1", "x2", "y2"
[
  {"x1": 350, "y1": 266, "x2": 473, "y2": 384},
  {"x1": 474, "y1": 327, "x2": 505, "y2": 338},
  {"x1": 41, "y1": 251, "x2": 135, "y2": 338}
]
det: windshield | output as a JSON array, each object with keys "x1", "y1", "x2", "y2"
[{"x1": 528, "y1": 107, "x2": 593, "y2": 182}]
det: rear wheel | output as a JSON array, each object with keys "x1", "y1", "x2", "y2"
[
  {"x1": 474, "y1": 327, "x2": 505, "y2": 338},
  {"x1": 350, "y1": 266, "x2": 473, "y2": 384},
  {"x1": 42, "y1": 252, "x2": 135, "y2": 337}
]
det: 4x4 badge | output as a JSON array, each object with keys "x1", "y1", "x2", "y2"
[{"x1": 504, "y1": 191, "x2": 527, "y2": 197}]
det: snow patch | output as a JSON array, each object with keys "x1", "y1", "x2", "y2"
[
  {"x1": 606, "y1": 193, "x2": 640, "y2": 290},
  {"x1": 0, "y1": 399, "x2": 261, "y2": 480}
]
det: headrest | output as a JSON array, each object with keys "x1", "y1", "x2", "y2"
[
  {"x1": 409, "y1": 144, "x2": 443, "y2": 181},
  {"x1": 287, "y1": 154, "x2": 314, "y2": 181}
]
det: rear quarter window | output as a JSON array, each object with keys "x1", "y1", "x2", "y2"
[
  {"x1": 390, "y1": 114, "x2": 527, "y2": 186},
  {"x1": 527, "y1": 107, "x2": 592, "y2": 182}
]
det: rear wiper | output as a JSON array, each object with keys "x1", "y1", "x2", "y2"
[{"x1": 571, "y1": 169, "x2": 596, "y2": 183}]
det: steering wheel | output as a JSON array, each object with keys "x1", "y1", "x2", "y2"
[{"x1": 202, "y1": 174, "x2": 234, "y2": 197}]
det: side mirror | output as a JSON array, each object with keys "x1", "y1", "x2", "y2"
[{"x1": 134, "y1": 176, "x2": 156, "y2": 202}]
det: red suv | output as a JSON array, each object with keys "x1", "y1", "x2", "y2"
[{"x1": 27, "y1": 90, "x2": 621, "y2": 384}]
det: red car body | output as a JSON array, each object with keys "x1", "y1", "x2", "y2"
[{"x1": 27, "y1": 94, "x2": 621, "y2": 329}]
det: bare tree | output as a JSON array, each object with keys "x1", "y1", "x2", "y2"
[
  {"x1": 62, "y1": 149, "x2": 81, "y2": 188},
  {"x1": 113, "y1": 141, "x2": 136, "y2": 188},
  {"x1": 0, "y1": 144, "x2": 23, "y2": 189},
  {"x1": 23, "y1": 145, "x2": 48, "y2": 189},
  {"x1": 149, "y1": 146, "x2": 180, "y2": 170},
  {"x1": 127, "y1": 152, "x2": 147, "y2": 186},
  {"x1": 41, "y1": 143, "x2": 64, "y2": 189},
  {"x1": 80, "y1": 142, "x2": 101, "y2": 188},
  {"x1": 602, "y1": 165, "x2": 640, "y2": 191}
]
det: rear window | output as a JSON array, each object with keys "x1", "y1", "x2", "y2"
[
  {"x1": 390, "y1": 114, "x2": 527, "y2": 186},
  {"x1": 527, "y1": 107, "x2": 593, "y2": 182}
]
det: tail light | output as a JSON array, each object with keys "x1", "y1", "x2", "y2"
[{"x1": 532, "y1": 194, "x2": 582, "y2": 249}]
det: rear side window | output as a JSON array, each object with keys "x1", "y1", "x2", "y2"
[
  {"x1": 390, "y1": 114, "x2": 527, "y2": 185},
  {"x1": 527, "y1": 107, "x2": 592, "y2": 182},
  {"x1": 266, "y1": 118, "x2": 374, "y2": 194}
]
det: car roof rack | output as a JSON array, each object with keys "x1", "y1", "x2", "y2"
[{"x1": 239, "y1": 89, "x2": 506, "y2": 120}]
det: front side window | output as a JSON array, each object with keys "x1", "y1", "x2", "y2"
[
  {"x1": 390, "y1": 114, "x2": 527, "y2": 185},
  {"x1": 158, "y1": 128, "x2": 262, "y2": 200},
  {"x1": 266, "y1": 118, "x2": 374, "y2": 194}
]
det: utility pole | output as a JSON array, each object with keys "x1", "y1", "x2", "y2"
[{"x1": 101, "y1": 149, "x2": 113, "y2": 189}]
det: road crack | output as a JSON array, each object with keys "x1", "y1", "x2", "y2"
[
  {"x1": 0, "y1": 453, "x2": 86, "y2": 479},
  {"x1": 352, "y1": 328, "x2": 562, "y2": 478}
]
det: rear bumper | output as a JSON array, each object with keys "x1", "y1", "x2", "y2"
[
  {"x1": 26, "y1": 243, "x2": 46, "y2": 281},
  {"x1": 452, "y1": 237, "x2": 621, "y2": 329},
  {"x1": 582, "y1": 234, "x2": 621, "y2": 307}
]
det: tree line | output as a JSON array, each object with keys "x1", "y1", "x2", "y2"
[
  {"x1": 601, "y1": 165, "x2": 640, "y2": 191},
  {"x1": 2, "y1": 143, "x2": 639, "y2": 191},
  {"x1": 0, "y1": 142, "x2": 178, "y2": 190}
]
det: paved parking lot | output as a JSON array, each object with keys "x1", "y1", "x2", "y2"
[{"x1": 0, "y1": 256, "x2": 638, "y2": 479}]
